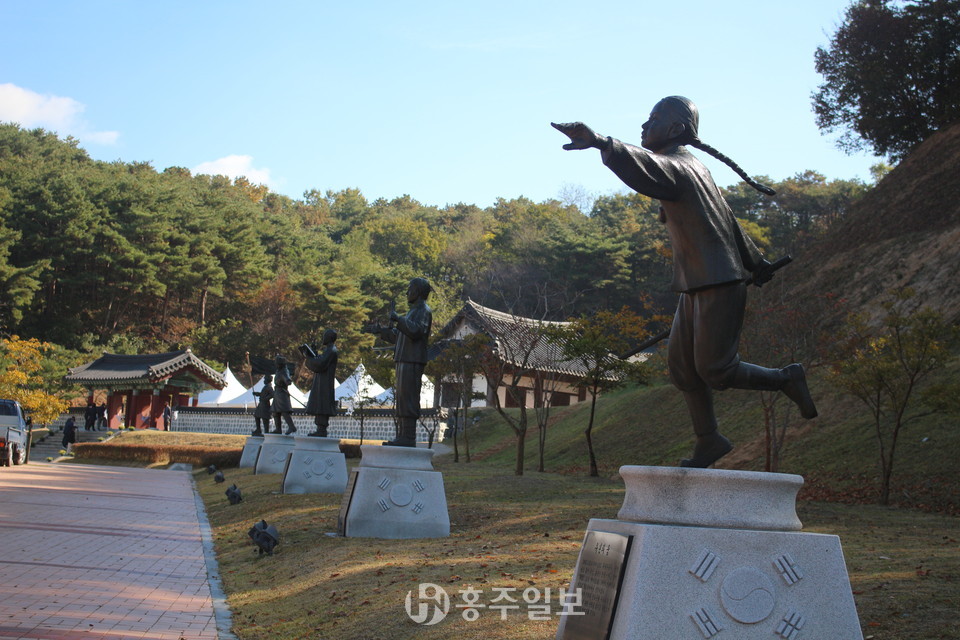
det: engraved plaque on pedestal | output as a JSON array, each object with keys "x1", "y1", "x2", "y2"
[{"x1": 560, "y1": 530, "x2": 632, "y2": 640}]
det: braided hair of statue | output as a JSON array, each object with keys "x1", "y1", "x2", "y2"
[
  {"x1": 688, "y1": 138, "x2": 776, "y2": 196},
  {"x1": 660, "y1": 96, "x2": 776, "y2": 197}
]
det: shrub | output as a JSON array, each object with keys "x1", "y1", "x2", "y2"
[
  {"x1": 72, "y1": 442, "x2": 242, "y2": 468},
  {"x1": 340, "y1": 443, "x2": 362, "y2": 458}
]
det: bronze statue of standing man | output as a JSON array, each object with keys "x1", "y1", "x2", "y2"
[
  {"x1": 304, "y1": 329, "x2": 339, "y2": 437},
  {"x1": 553, "y1": 96, "x2": 817, "y2": 468},
  {"x1": 363, "y1": 277, "x2": 433, "y2": 447},
  {"x1": 252, "y1": 374, "x2": 273, "y2": 436},
  {"x1": 272, "y1": 355, "x2": 297, "y2": 435}
]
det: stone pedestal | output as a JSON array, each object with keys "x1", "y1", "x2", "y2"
[
  {"x1": 555, "y1": 467, "x2": 863, "y2": 640},
  {"x1": 254, "y1": 434, "x2": 295, "y2": 474},
  {"x1": 337, "y1": 445, "x2": 449, "y2": 539},
  {"x1": 281, "y1": 436, "x2": 348, "y2": 494},
  {"x1": 239, "y1": 436, "x2": 263, "y2": 469}
]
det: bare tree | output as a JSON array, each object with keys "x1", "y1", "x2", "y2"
[
  {"x1": 545, "y1": 307, "x2": 651, "y2": 477},
  {"x1": 426, "y1": 334, "x2": 487, "y2": 463},
  {"x1": 476, "y1": 314, "x2": 551, "y2": 476},
  {"x1": 532, "y1": 367, "x2": 562, "y2": 472},
  {"x1": 741, "y1": 282, "x2": 843, "y2": 472}
]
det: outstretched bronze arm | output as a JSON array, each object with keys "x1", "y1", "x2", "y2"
[{"x1": 551, "y1": 121, "x2": 604, "y2": 150}]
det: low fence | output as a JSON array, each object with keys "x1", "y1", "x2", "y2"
[{"x1": 169, "y1": 406, "x2": 447, "y2": 443}]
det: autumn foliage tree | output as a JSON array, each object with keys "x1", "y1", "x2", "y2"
[
  {"x1": 0, "y1": 336, "x2": 69, "y2": 425},
  {"x1": 831, "y1": 288, "x2": 960, "y2": 505},
  {"x1": 545, "y1": 307, "x2": 655, "y2": 477}
]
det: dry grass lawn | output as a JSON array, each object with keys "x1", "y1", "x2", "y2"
[
  {"x1": 196, "y1": 454, "x2": 960, "y2": 640},
  {"x1": 65, "y1": 431, "x2": 958, "y2": 638}
]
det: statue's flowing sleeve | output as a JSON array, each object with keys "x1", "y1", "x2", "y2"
[{"x1": 600, "y1": 138, "x2": 683, "y2": 201}]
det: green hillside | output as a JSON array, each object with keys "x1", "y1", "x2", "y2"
[{"x1": 457, "y1": 361, "x2": 960, "y2": 514}]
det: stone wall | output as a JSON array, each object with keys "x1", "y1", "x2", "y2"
[
  {"x1": 48, "y1": 408, "x2": 448, "y2": 443},
  {"x1": 170, "y1": 408, "x2": 447, "y2": 443}
]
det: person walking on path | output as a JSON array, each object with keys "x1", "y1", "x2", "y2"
[
  {"x1": 83, "y1": 402, "x2": 97, "y2": 431},
  {"x1": 61, "y1": 416, "x2": 77, "y2": 453}
]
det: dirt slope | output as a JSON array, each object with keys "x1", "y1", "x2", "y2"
[{"x1": 793, "y1": 122, "x2": 960, "y2": 325}]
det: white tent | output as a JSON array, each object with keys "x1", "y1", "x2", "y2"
[
  {"x1": 288, "y1": 381, "x2": 309, "y2": 408},
  {"x1": 196, "y1": 366, "x2": 247, "y2": 406},
  {"x1": 227, "y1": 377, "x2": 263, "y2": 409},
  {"x1": 420, "y1": 376, "x2": 435, "y2": 408},
  {"x1": 228, "y1": 375, "x2": 312, "y2": 409},
  {"x1": 373, "y1": 375, "x2": 435, "y2": 408},
  {"x1": 335, "y1": 364, "x2": 385, "y2": 404}
]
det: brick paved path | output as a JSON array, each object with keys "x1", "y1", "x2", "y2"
[{"x1": 0, "y1": 463, "x2": 228, "y2": 640}]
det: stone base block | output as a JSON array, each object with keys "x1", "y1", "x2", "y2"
[
  {"x1": 239, "y1": 436, "x2": 263, "y2": 468},
  {"x1": 281, "y1": 437, "x2": 347, "y2": 494},
  {"x1": 557, "y1": 519, "x2": 862, "y2": 639},
  {"x1": 338, "y1": 445, "x2": 449, "y2": 539},
  {"x1": 556, "y1": 466, "x2": 863, "y2": 640},
  {"x1": 254, "y1": 434, "x2": 295, "y2": 474}
]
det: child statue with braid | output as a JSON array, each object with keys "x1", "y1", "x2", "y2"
[{"x1": 553, "y1": 96, "x2": 818, "y2": 468}]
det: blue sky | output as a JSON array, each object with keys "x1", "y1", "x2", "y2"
[{"x1": 0, "y1": 0, "x2": 878, "y2": 209}]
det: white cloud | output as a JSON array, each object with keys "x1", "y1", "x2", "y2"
[
  {"x1": 191, "y1": 155, "x2": 273, "y2": 187},
  {"x1": 0, "y1": 83, "x2": 119, "y2": 145}
]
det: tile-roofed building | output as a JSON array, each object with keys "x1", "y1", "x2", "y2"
[
  {"x1": 435, "y1": 300, "x2": 597, "y2": 409},
  {"x1": 66, "y1": 349, "x2": 223, "y2": 429}
]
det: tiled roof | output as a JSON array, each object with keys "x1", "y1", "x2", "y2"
[
  {"x1": 65, "y1": 349, "x2": 224, "y2": 388},
  {"x1": 439, "y1": 300, "x2": 596, "y2": 377}
]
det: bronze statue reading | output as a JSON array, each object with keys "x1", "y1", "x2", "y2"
[
  {"x1": 303, "y1": 329, "x2": 339, "y2": 437},
  {"x1": 362, "y1": 277, "x2": 433, "y2": 447},
  {"x1": 553, "y1": 96, "x2": 817, "y2": 468}
]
